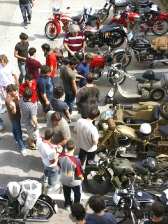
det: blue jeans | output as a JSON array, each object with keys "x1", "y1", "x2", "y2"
[
  {"x1": 64, "y1": 91, "x2": 75, "y2": 114},
  {"x1": 18, "y1": 62, "x2": 27, "y2": 84},
  {"x1": 12, "y1": 120, "x2": 26, "y2": 150},
  {"x1": 63, "y1": 185, "x2": 81, "y2": 207},
  {"x1": 19, "y1": 3, "x2": 32, "y2": 25},
  {"x1": 44, "y1": 165, "x2": 59, "y2": 188}
]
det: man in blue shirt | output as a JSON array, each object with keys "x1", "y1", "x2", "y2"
[
  {"x1": 76, "y1": 53, "x2": 93, "y2": 87},
  {"x1": 37, "y1": 65, "x2": 53, "y2": 121}
]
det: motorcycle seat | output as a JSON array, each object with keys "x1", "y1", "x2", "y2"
[
  {"x1": 158, "y1": 124, "x2": 168, "y2": 136},
  {"x1": 133, "y1": 163, "x2": 148, "y2": 174},
  {"x1": 135, "y1": 76, "x2": 147, "y2": 83},
  {"x1": 71, "y1": 14, "x2": 82, "y2": 21},
  {"x1": 99, "y1": 24, "x2": 123, "y2": 34},
  {"x1": 142, "y1": 71, "x2": 162, "y2": 81},
  {"x1": 152, "y1": 73, "x2": 162, "y2": 81}
]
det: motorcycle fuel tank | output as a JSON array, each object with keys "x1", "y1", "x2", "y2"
[
  {"x1": 133, "y1": 39, "x2": 151, "y2": 50},
  {"x1": 113, "y1": 158, "x2": 134, "y2": 174},
  {"x1": 117, "y1": 125, "x2": 138, "y2": 139},
  {"x1": 127, "y1": 12, "x2": 140, "y2": 22},
  {"x1": 90, "y1": 56, "x2": 105, "y2": 68}
]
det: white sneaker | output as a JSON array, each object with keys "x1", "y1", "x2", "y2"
[
  {"x1": 47, "y1": 184, "x2": 60, "y2": 192},
  {"x1": 1, "y1": 108, "x2": 7, "y2": 114},
  {"x1": 21, "y1": 148, "x2": 27, "y2": 157},
  {"x1": 24, "y1": 25, "x2": 28, "y2": 29},
  {"x1": 43, "y1": 175, "x2": 48, "y2": 183}
]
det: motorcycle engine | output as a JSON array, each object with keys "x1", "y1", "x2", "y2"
[
  {"x1": 86, "y1": 34, "x2": 103, "y2": 48},
  {"x1": 134, "y1": 50, "x2": 148, "y2": 62},
  {"x1": 141, "y1": 89, "x2": 150, "y2": 99},
  {"x1": 90, "y1": 67, "x2": 103, "y2": 80}
]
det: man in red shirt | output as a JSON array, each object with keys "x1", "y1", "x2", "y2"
[
  {"x1": 63, "y1": 24, "x2": 86, "y2": 57},
  {"x1": 19, "y1": 74, "x2": 39, "y2": 104},
  {"x1": 26, "y1": 47, "x2": 42, "y2": 81},
  {"x1": 41, "y1": 43, "x2": 57, "y2": 86}
]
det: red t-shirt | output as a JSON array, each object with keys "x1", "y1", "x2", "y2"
[
  {"x1": 46, "y1": 52, "x2": 57, "y2": 78},
  {"x1": 19, "y1": 80, "x2": 37, "y2": 103},
  {"x1": 26, "y1": 58, "x2": 42, "y2": 81}
]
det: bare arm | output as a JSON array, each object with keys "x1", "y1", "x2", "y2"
[
  {"x1": 40, "y1": 93, "x2": 50, "y2": 105},
  {"x1": 82, "y1": 40, "x2": 86, "y2": 53},
  {"x1": 10, "y1": 102, "x2": 16, "y2": 114},
  {"x1": 65, "y1": 109, "x2": 71, "y2": 123},
  {"x1": 71, "y1": 80, "x2": 77, "y2": 95},
  {"x1": 14, "y1": 50, "x2": 26, "y2": 61},
  {"x1": 50, "y1": 65, "x2": 53, "y2": 73},
  {"x1": 73, "y1": 129, "x2": 77, "y2": 134},
  {"x1": 13, "y1": 74, "x2": 19, "y2": 87},
  {"x1": 49, "y1": 145, "x2": 63, "y2": 164},
  {"x1": 31, "y1": 115, "x2": 39, "y2": 130},
  {"x1": 93, "y1": 140, "x2": 98, "y2": 145}
]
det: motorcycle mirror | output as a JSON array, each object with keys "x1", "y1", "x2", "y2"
[{"x1": 67, "y1": 7, "x2": 70, "y2": 9}]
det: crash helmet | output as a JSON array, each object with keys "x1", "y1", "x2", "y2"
[
  {"x1": 83, "y1": 5, "x2": 94, "y2": 15},
  {"x1": 140, "y1": 123, "x2": 151, "y2": 135},
  {"x1": 124, "y1": 117, "x2": 133, "y2": 124},
  {"x1": 142, "y1": 157, "x2": 157, "y2": 171},
  {"x1": 52, "y1": 4, "x2": 60, "y2": 14},
  {"x1": 74, "y1": 51, "x2": 84, "y2": 62},
  {"x1": 6, "y1": 182, "x2": 21, "y2": 201},
  {"x1": 62, "y1": 57, "x2": 70, "y2": 66}
]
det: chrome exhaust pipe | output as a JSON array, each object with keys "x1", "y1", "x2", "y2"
[{"x1": 7, "y1": 218, "x2": 48, "y2": 222}]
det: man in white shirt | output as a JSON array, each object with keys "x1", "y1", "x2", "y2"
[
  {"x1": 36, "y1": 128, "x2": 63, "y2": 191},
  {"x1": 73, "y1": 107, "x2": 100, "y2": 166}
]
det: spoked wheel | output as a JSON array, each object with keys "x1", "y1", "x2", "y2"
[
  {"x1": 146, "y1": 138, "x2": 168, "y2": 155},
  {"x1": 105, "y1": 205, "x2": 127, "y2": 223},
  {"x1": 98, "y1": 9, "x2": 109, "y2": 23},
  {"x1": 30, "y1": 199, "x2": 54, "y2": 220},
  {"x1": 152, "y1": 20, "x2": 168, "y2": 36},
  {"x1": 83, "y1": 166, "x2": 112, "y2": 195},
  {"x1": 150, "y1": 89, "x2": 165, "y2": 101},
  {"x1": 45, "y1": 21, "x2": 58, "y2": 40},
  {"x1": 108, "y1": 66, "x2": 126, "y2": 85},
  {"x1": 108, "y1": 31, "x2": 125, "y2": 48},
  {"x1": 113, "y1": 52, "x2": 131, "y2": 67}
]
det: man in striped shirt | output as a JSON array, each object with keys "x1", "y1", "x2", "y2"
[{"x1": 63, "y1": 24, "x2": 86, "y2": 57}]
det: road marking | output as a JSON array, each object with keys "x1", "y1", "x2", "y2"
[{"x1": 48, "y1": 192, "x2": 92, "y2": 200}]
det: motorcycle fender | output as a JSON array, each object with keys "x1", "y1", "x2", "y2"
[
  {"x1": 107, "y1": 87, "x2": 115, "y2": 98},
  {"x1": 113, "y1": 49, "x2": 132, "y2": 59},
  {"x1": 39, "y1": 194, "x2": 56, "y2": 213},
  {"x1": 51, "y1": 20, "x2": 61, "y2": 35},
  {"x1": 157, "y1": 12, "x2": 168, "y2": 20}
]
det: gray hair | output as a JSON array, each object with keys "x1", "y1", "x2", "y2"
[{"x1": 69, "y1": 24, "x2": 80, "y2": 33}]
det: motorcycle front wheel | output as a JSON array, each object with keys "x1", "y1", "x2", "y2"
[
  {"x1": 113, "y1": 52, "x2": 131, "y2": 67},
  {"x1": 152, "y1": 20, "x2": 168, "y2": 36},
  {"x1": 107, "y1": 31, "x2": 125, "y2": 48},
  {"x1": 98, "y1": 8, "x2": 109, "y2": 23},
  {"x1": 105, "y1": 205, "x2": 127, "y2": 223},
  {"x1": 30, "y1": 199, "x2": 54, "y2": 220},
  {"x1": 45, "y1": 21, "x2": 58, "y2": 40},
  {"x1": 83, "y1": 166, "x2": 112, "y2": 195},
  {"x1": 108, "y1": 66, "x2": 126, "y2": 85}
]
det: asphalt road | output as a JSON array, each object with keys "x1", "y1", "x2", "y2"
[{"x1": 0, "y1": 0, "x2": 167, "y2": 223}]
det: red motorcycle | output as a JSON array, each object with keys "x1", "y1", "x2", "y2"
[
  {"x1": 45, "y1": 5, "x2": 83, "y2": 40},
  {"x1": 109, "y1": 4, "x2": 168, "y2": 36}
]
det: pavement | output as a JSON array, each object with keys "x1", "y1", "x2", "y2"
[{"x1": 0, "y1": 0, "x2": 167, "y2": 223}]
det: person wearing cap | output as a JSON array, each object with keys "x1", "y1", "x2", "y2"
[{"x1": 63, "y1": 24, "x2": 86, "y2": 57}]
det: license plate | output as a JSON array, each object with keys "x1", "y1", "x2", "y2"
[
  {"x1": 54, "y1": 204, "x2": 58, "y2": 213},
  {"x1": 113, "y1": 189, "x2": 120, "y2": 205}
]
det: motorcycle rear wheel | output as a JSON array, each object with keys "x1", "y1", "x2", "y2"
[
  {"x1": 108, "y1": 32, "x2": 125, "y2": 48},
  {"x1": 152, "y1": 20, "x2": 168, "y2": 36},
  {"x1": 150, "y1": 89, "x2": 165, "y2": 101},
  {"x1": 113, "y1": 52, "x2": 131, "y2": 67},
  {"x1": 45, "y1": 21, "x2": 58, "y2": 40},
  {"x1": 105, "y1": 205, "x2": 127, "y2": 223},
  {"x1": 30, "y1": 199, "x2": 54, "y2": 220},
  {"x1": 83, "y1": 166, "x2": 112, "y2": 195},
  {"x1": 98, "y1": 9, "x2": 109, "y2": 23}
]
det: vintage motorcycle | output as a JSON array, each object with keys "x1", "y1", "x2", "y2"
[
  {"x1": 108, "y1": 3, "x2": 168, "y2": 36},
  {"x1": 105, "y1": 70, "x2": 167, "y2": 104},
  {"x1": 83, "y1": 147, "x2": 168, "y2": 195},
  {"x1": 105, "y1": 177, "x2": 168, "y2": 223},
  {"x1": 45, "y1": 5, "x2": 101, "y2": 40},
  {"x1": 0, "y1": 180, "x2": 57, "y2": 222},
  {"x1": 83, "y1": 23, "x2": 127, "y2": 49}
]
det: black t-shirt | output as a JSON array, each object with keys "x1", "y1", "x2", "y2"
[
  {"x1": 145, "y1": 217, "x2": 168, "y2": 224},
  {"x1": 15, "y1": 42, "x2": 29, "y2": 62},
  {"x1": 19, "y1": 0, "x2": 31, "y2": 4}
]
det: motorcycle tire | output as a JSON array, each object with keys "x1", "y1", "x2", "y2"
[
  {"x1": 108, "y1": 67, "x2": 126, "y2": 85},
  {"x1": 108, "y1": 31, "x2": 125, "y2": 48},
  {"x1": 30, "y1": 199, "x2": 54, "y2": 219},
  {"x1": 105, "y1": 205, "x2": 127, "y2": 223},
  {"x1": 150, "y1": 89, "x2": 165, "y2": 101},
  {"x1": 98, "y1": 8, "x2": 109, "y2": 23},
  {"x1": 45, "y1": 21, "x2": 58, "y2": 40},
  {"x1": 83, "y1": 166, "x2": 112, "y2": 195},
  {"x1": 159, "y1": 103, "x2": 168, "y2": 120},
  {"x1": 152, "y1": 20, "x2": 168, "y2": 36},
  {"x1": 113, "y1": 52, "x2": 132, "y2": 68}
]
